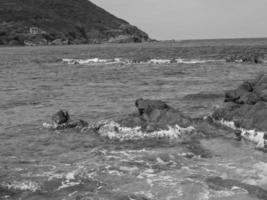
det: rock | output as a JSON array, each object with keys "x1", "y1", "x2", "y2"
[
  {"x1": 213, "y1": 74, "x2": 267, "y2": 130},
  {"x1": 225, "y1": 53, "x2": 264, "y2": 64},
  {"x1": 236, "y1": 92, "x2": 260, "y2": 105},
  {"x1": 49, "y1": 110, "x2": 88, "y2": 130},
  {"x1": 52, "y1": 110, "x2": 70, "y2": 125},
  {"x1": 135, "y1": 98, "x2": 170, "y2": 115},
  {"x1": 118, "y1": 98, "x2": 192, "y2": 132},
  {"x1": 225, "y1": 81, "x2": 253, "y2": 103},
  {"x1": 240, "y1": 101, "x2": 267, "y2": 130}
]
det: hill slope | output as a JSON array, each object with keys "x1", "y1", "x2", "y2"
[{"x1": 0, "y1": 0, "x2": 150, "y2": 46}]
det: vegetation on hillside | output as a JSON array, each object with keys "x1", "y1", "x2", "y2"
[{"x1": 0, "y1": 0, "x2": 150, "y2": 46}]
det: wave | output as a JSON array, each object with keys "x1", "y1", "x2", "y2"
[
  {"x1": 62, "y1": 58, "x2": 222, "y2": 65},
  {"x1": 2, "y1": 180, "x2": 39, "y2": 192},
  {"x1": 210, "y1": 117, "x2": 267, "y2": 149},
  {"x1": 95, "y1": 120, "x2": 195, "y2": 141},
  {"x1": 43, "y1": 120, "x2": 195, "y2": 141}
]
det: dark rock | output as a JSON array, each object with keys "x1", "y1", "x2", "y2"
[
  {"x1": 50, "y1": 110, "x2": 88, "y2": 130},
  {"x1": 225, "y1": 81, "x2": 253, "y2": 103},
  {"x1": 118, "y1": 98, "x2": 192, "y2": 132},
  {"x1": 135, "y1": 98, "x2": 170, "y2": 116},
  {"x1": 52, "y1": 110, "x2": 70, "y2": 125},
  {"x1": 236, "y1": 92, "x2": 260, "y2": 105},
  {"x1": 212, "y1": 74, "x2": 267, "y2": 132},
  {"x1": 234, "y1": 130, "x2": 242, "y2": 141}
]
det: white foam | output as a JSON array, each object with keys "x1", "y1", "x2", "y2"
[
  {"x1": 241, "y1": 161, "x2": 267, "y2": 185},
  {"x1": 62, "y1": 58, "x2": 130, "y2": 65},
  {"x1": 57, "y1": 168, "x2": 83, "y2": 190},
  {"x1": 4, "y1": 180, "x2": 39, "y2": 192},
  {"x1": 95, "y1": 120, "x2": 195, "y2": 141},
  {"x1": 62, "y1": 57, "x2": 221, "y2": 65},
  {"x1": 215, "y1": 118, "x2": 267, "y2": 149},
  {"x1": 148, "y1": 59, "x2": 171, "y2": 64}
]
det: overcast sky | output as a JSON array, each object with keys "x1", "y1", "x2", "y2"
[{"x1": 91, "y1": 0, "x2": 267, "y2": 40}]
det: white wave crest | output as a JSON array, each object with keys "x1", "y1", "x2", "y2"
[
  {"x1": 62, "y1": 58, "x2": 130, "y2": 65},
  {"x1": 62, "y1": 58, "x2": 221, "y2": 65},
  {"x1": 42, "y1": 120, "x2": 195, "y2": 141},
  {"x1": 95, "y1": 120, "x2": 195, "y2": 141},
  {"x1": 214, "y1": 118, "x2": 267, "y2": 149},
  {"x1": 4, "y1": 180, "x2": 39, "y2": 192}
]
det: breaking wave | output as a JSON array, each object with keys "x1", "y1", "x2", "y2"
[
  {"x1": 2, "y1": 180, "x2": 39, "y2": 192},
  {"x1": 95, "y1": 121, "x2": 195, "y2": 141},
  {"x1": 43, "y1": 120, "x2": 195, "y2": 141},
  {"x1": 62, "y1": 58, "x2": 222, "y2": 65},
  {"x1": 211, "y1": 117, "x2": 267, "y2": 148}
]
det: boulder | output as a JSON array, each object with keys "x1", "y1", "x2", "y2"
[
  {"x1": 135, "y1": 98, "x2": 170, "y2": 115},
  {"x1": 224, "y1": 81, "x2": 253, "y2": 103},
  {"x1": 212, "y1": 73, "x2": 267, "y2": 132},
  {"x1": 52, "y1": 110, "x2": 70, "y2": 125},
  {"x1": 49, "y1": 110, "x2": 88, "y2": 130},
  {"x1": 118, "y1": 98, "x2": 192, "y2": 132}
]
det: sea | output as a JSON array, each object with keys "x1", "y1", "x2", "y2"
[{"x1": 1, "y1": 38, "x2": 267, "y2": 200}]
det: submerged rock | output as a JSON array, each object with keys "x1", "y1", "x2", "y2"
[{"x1": 206, "y1": 176, "x2": 267, "y2": 200}]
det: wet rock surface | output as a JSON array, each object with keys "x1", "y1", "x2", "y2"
[
  {"x1": 118, "y1": 98, "x2": 192, "y2": 132},
  {"x1": 213, "y1": 74, "x2": 267, "y2": 132}
]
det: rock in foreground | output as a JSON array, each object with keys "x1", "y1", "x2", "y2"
[{"x1": 212, "y1": 74, "x2": 267, "y2": 148}]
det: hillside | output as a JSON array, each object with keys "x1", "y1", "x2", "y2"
[{"x1": 0, "y1": 0, "x2": 150, "y2": 46}]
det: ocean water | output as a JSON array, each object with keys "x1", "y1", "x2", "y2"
[{"x1": 1, "y1": 39, "x2": 267, "y2": 200}]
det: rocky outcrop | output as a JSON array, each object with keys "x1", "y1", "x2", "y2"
[
  {"x1": 213, "y1": 74, "x2": 267, "y2": 130},
  {"x1": 46, "y1": 99, "x2": 193, "y2": 133},
  {"x1": 211, "y1": 74, "x2": 267, "y2": 148},
  {"x1": 117, "y1": 98, "x2": 192, "y2": 132},
  {"x1": 225, "y1": 53, "x2": 264, "y2": 64}
]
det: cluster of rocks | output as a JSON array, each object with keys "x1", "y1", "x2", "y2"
[
  {"x1": 225, "y1": 53, "x2": 264, "y2": 64},
  {"x1": 212, "y1": 74, "x2": 267, "y2": 132},
  {"x1": 117, "y1": 98, "x2": 192, "y2": 132},
  {"x1": 47, "y1": 76, "x2": 267, "y2": 149},
  {"x1": 48, "y1": 98, "x2": 193, "y2": 133}
]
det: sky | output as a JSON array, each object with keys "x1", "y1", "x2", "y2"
[{"x1": 91, "y1": 0, "x2": 267, "y2": 40}]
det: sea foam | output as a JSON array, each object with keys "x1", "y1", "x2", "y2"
[
  {"x1": 62, "y1": 58, "x2": 221, "y2": 65},
  {"x1": 95, "y1": 120, "x2": 195, "y2": 141},
  {"x1": 213, "y1": 118, "x2": 267, "y2": 149}
]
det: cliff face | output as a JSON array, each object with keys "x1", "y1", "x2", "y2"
[{"x1": 0, "y1": 0, "x2": 150, "y2": 46}]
